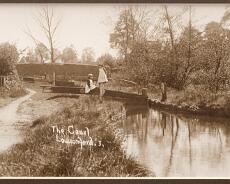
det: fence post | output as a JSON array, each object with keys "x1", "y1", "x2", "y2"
[
  {"x1": 161, "y1": 82, "x2": 167, "y2": 102},
  {"x1": 141, "y1": 88, "x2": 148, "y2": 98},
  {"x1": 53, "y1": 72, "x2": 56, "y2": 86}
]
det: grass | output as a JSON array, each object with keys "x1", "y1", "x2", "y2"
[
  {"x1": 105, "y1": 72, "x2": 230, "y2": 117},
  {"x1": 108, "y1": 72, "x2": 230, "y2": 112},
  {"x1": 0, "y1": 86, "x2": 27, "y2": 108},
  {"x1": 46, "y1": 94, "x2": 80, "y2": 100},
  {"x1": 109, "y1": 71, "x2": 230, "y2": 104},
  {"x1": 154, "y1": 85, "x2": 230, "y2": 109},
  {"x1": 0, "y1": 96, "x2": 152, "y2": 177}
]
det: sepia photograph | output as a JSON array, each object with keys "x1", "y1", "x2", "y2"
[{"x1": 0, "y1": 2, "x2": 230, "y2": 178}]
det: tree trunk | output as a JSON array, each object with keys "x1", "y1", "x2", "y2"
[{"x1": 161, "y1": 82, "x2": 167, "y2": 102}]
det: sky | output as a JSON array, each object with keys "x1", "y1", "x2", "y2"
[{"x1": 0, "y1": 4, "x2": 228, "y2": 59}]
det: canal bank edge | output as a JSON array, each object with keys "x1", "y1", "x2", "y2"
[
  {"x1": 148, "y1": 98, "x2": 230, "y2": 119},
  {"x1": 103, "y1": 88, "x2": 230, "y2": 119}
]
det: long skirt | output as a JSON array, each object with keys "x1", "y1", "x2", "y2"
[{"x1": 99, "y1": 82, "x2": 106, "y2": 97}]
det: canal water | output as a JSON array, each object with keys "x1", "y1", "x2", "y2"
[{"x1": 120, "y1": 102, "x2": 230, "y2": 177}]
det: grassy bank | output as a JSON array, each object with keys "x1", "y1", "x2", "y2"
[
  {"x1": 108, "y1": 73, "x2": 230, "y2": 117},
  {"x1": 148, "y1": 85, "x2": 230, "y2": 108},
  {"x1": 0, "y1": 95, "x2": 151, "y2": 177},
  {"x1": 0, "y1": 87, "x2": 27, "y2": 108}
]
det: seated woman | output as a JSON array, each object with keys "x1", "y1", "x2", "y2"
[{"x1": 85, "y1": 74, "x2": 99, "y2": 94}]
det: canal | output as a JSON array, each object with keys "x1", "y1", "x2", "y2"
[{"x1": 119, "y1": 102, "x2": 230, "y2": 177}]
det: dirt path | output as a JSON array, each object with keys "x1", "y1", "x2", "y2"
[
  {"x1": 0, "y1": 88, "x2": 36, "y2": 152},
  {"x1": 0, "y1": 82, "x2": 81, "y2": 153},
  {"x1": 17, "y1": 83, "x2": 80, "y2": 121}
]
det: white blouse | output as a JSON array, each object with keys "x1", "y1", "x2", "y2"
[
  {"x1": 97, "y1": 67, "x2": 108, "y2": 84},
  {"x1": 85, "y1": 79, "x2": 96, "y2": 93}
]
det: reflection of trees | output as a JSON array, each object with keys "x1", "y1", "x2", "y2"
[
  {"x1": 187, "y1": 122, "x2": 192, "y2": 171},
  {"x1": 224, "y1": 125, "x2": 230, "y2": 148},
  {"x1": 217, "y1": 128, "x2": 223, "y2": 161},
  {"x1": 137, "y1": 111, "x2": 149, "y2": 143},
  {"x1": 145, "y1": 110, "x2": 150, "y2": 142},
  {"x1": 184, "y1": 117, "x2": 226, "y2": 164},
  {"x1": 161, "y1": 113, "x2": 167, "y2": 136},
  {"x1": 123, "y1": 106, "x2": 150, "y2": 143},
  {"x1": 165, "y1": 115, "x2": 179, "y2": 176},
  {"x1": 122, "y1": 105, "x2": 229, "y2": 176}
]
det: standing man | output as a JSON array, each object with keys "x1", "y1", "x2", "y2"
[{"x1": 97, "y1": 64, "x2": 108, "y2": 102}]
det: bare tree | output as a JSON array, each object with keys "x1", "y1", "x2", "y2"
[
  {"x1": 162, "y1": 6, "x2": 185, "y2": 79},
  {"x1": 163, "y1": 5, "x2": 177, "y2": 65},
  {"x1": 24, "y1": 31, "x2": 44, "y2": 63},
  {"x1": 37, "y1": 6, "x2": 61, "y2": 63},
  {"x1": 26, "y1": 6, "x2": 61, "y2": 64}
]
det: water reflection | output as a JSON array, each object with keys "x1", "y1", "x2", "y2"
[{"x1": 121, "y1": 103, "x2": 230, "y2": 177}]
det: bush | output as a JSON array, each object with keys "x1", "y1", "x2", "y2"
[
  {"x1": 9, "y1": 87, "x2": 27, "y2": 98},
  {"x1": 0, "y1": 59, "x2": 11, "y2": 76},
  {"x1": 172, "y1": 85, "x2": 214, "y2": 106},
  {"x1": 0, "y1": 42, "x2": 19, "y2": 76},
  {"x1": 223, "y1": 96, "x2": 230, "y2": 113}
]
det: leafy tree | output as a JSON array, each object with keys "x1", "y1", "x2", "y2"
[
  {"x1": 0, "y1": 42, "x2": 19, "y2": 76},
  {"x1": 81, "y1": 47, "x2": 95, "y2": 63},
  {"x1": 200, "y1": 21, "x2": 230, "y2": 92},
  {"x1": 110, "y1": 5, "x2": 230, "y2": 93},
  {"x1": 35, "y1": 42, "x2": 49, "y2": 63},
  {"x1": 160, "y1": 6, "x2": 190, "y2": 89},
  {"x1": 96, "y1": 53, "x2": 115, "y2": 68},
  {"x1": 110, "y1": 8, "x2": 149, "y2": 61},
  {"x1": 25, "y1": 49, "x2": 38, "y2": 63},
  {"x1": 126, "y1": 40, "x2": 167, "y2": 86},
  {"x1": 176, "y1": 26, "x2": 203, "y2": 88},
  {"x1": 61, "y1": 46, "x2": 78, "y2": 63}
]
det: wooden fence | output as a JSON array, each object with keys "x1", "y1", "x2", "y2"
[{"x1": 16, "y1": 63, "x2": 99, "y2": 81}]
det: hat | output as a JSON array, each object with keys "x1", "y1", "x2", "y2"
[{"x1": 88, "y1": 73, "x2": 93, "y2": 78}]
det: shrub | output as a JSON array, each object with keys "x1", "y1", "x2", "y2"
[
  {"x1": 0, "y1": 59, "x2": 11, "y2": 76},
  {"x1": 223, "y1": 96, "x2": 230, "y2": 113},
  {"x1": 9, "y1": 87, "x2": 27, "y2": 98},
  {"x1": 0, "y1": 42, "x2": 19, "y2": 76}
]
